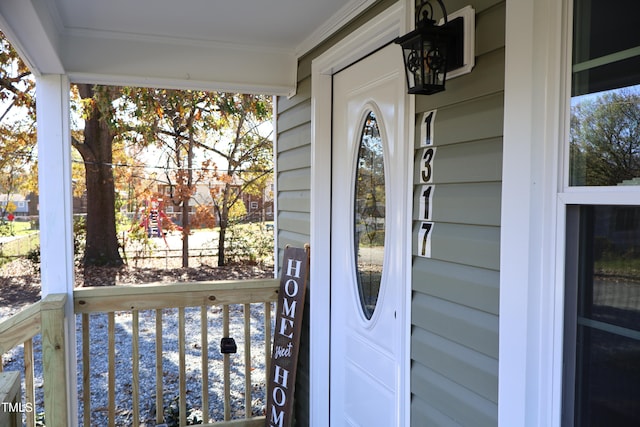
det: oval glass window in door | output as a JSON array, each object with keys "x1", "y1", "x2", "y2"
[{"x1": 354, "y1": 111, "x2": 385, "y2": 320}]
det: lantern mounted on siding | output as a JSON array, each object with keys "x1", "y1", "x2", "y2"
[{"x1": 395, "y1": 0, "x2": 467, "y2": 95}]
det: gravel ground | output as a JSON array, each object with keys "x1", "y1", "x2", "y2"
[{"x1": 0, "y1": 257, "x2": 275, "y2": 426}]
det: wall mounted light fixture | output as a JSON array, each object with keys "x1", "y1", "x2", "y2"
[{"x1": 396, "y1": 0, "x2": 472, "y2": 95}]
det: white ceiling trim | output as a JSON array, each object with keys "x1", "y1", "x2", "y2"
[
  {"x1": 62, "y1": 32, "x2": 297, "y2": 96},
  {"x1": 62, "y1": 27, "x2": 294, "y2": 54},
  {"x1": 295, "y1": 0, "x2": 379, "y2": 58},
  {"x1": 2, "y1": 0, "x2": 386, "y2": 95},
  {"x1": 0, "y1": 0, "x2": 64, "y2": 75},
  {"x1": 68, "y1": 72, "x2": 297, "y2": 97}
]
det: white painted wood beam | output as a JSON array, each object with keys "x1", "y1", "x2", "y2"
[
  {"x1": 0, "y1": 0, "x2": 64, "y2": 76},
  {"x1": 62, "y1": 33, "x2": 297, "y2": 96},
  {"x1": 36, "y1": 74, "x2": 78, "y2": 426}
]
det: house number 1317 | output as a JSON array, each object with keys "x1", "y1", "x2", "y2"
[{"x1": 417, "y1": 110, "x2": 437, "y2": 258}]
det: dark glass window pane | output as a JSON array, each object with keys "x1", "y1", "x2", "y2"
[
  {"x1": 354, "y1": 111, "x2": 385, "y2": 320},
  {"x1": 572, "y1": 0, "x2": 640, "y2": 96},
  {"x1": 575, "y1": 327, "x2": 640, "y2": 426},
  {"x1": 570, "y1": 206, "x2": 640, "y2": 426},
  {"x1": 569, "y1": 0, "x2": 640, "y2": 186}
]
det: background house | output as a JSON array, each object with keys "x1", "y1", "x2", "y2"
[
  {"x1": 0, "y1": 193, "x2": 30, "y2": 218},
  {"x1": 156, "y1": 177, "x2": 274, "y2": 225}
]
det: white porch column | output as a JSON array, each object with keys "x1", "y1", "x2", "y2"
[
  {"x1": 36, "y1": 74, "x2": 78, "y2": 425},
  {"x1": 500, "y1": 0, "x2": 564, "y2": 425}
]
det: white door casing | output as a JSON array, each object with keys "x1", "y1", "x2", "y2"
[
  {"x1": 330, "y1": 43, "x2": 409, "y2": 427},
  {"x1": 309, "y1": 3, "x2": 410, "y2": 426}
]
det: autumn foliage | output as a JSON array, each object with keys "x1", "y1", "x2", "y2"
[{"x1": 2, "y1": 31, "x2": 273, "y2": 267}]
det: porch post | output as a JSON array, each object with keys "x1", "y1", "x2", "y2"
[
  {"x1": 36, "y1": 74, "x2": 78, "y2": 426},
  {"x1": 501, "y1": 0, "x2": 564, "y2": 425}
]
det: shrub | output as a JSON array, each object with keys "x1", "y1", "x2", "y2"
[
  {"x1": 163, "y1": 396, "x2": 203, "y2": 426},
  {"x1": 225, "y1": 222, "x2": 274, "y2": 265}
]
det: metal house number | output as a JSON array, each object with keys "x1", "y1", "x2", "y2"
[{"x1": 417, "y1": 110, "x2": 436, "y2": 258}]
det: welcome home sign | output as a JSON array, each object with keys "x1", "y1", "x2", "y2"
[{"x1": 265, "y1": 245, "x2": 309, "y2": 427}]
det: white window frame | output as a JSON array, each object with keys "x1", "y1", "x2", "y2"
[
  {"x1": 501, "y1": 1, "x2": 640, "y2": 426},
  {"x1": 559, "y1": 1, "x2": 640, "y2": 425}
]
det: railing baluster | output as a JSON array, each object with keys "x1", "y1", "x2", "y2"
[
  {"x1": 243, "y1": 303, "x2": 252, "y2": 418},
  {"x1": 24, "y1": 338, "x2": 35, "y2": 427},
  {"x1": 69, "y1": 279, "x2": 279, "y2": 425},
  {"x1": 178, "y1": 306, "x2": 186, "y2": 426},
  {"x1": 82, "y1": 313, "x2": 90, "y2": 427},
  {"x1": 108, "y1": 312, "x2": 115, "y2": 427},
  {"x1": 155, "y1": 309, "x2": 164, "y2": 424},
  {"x1": 223, "y1": 304, "x2": 231, "y2": 421},
  {"x1": 264, "y1": 301, "x2": 271, "y2": 391},
  {"x1": 132, "y1": 310, "x2": 140, "y2": 426},
  {"x1": 201, "y1": 305, "x2": 209, "y2": 423}
]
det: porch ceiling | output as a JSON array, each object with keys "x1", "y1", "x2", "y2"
[{"x1": 0, "y1": 0, "x2": 378, "y2": 95}]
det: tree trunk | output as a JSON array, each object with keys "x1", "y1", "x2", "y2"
[
  {"x1": 75, "y1": 84, "x2": 123, "y2": 267},
  {"x1": 217, "y1": 221, "x2": 226, "y2": 267},
  {"x1": 217, "y1": 185, "x2": 231, "y2": 267},
  {"x1": 180, "y1": 135, "x2": 195, "y2": 268},
  {"x1": 181, "y1": 200, "x2": 190, "y2": 268}
]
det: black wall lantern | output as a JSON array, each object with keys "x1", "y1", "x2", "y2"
[{"x1": 395, "y1": 0, "x2": 465, "y2": 95}]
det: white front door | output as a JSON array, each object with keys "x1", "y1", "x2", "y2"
[{"x1": 330, "y1": 44, "x2": 409, "y2": 426}]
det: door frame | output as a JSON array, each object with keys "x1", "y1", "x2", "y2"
[{"x1": 309, "y1": 2, "x2": 412, "y2": 425}]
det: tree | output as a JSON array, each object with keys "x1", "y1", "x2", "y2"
[
  {"x1": 570, "y1": 90, "x2": 640, "y2": 186},
  {"x1": 3, "y1": 32, "x2": 135, "y2": 266},
  {"x1": 121, "y1": 88, "x2": 223, "y2": 267},
  {"x1": 201, "y1": 93, "x2": 272, "y2": 266},
  {"x1": 0, "y1": 32, "x2": 35, "y2": 122},
  {"x1": 1, "y1": 34, "x2": 275, "y2": 270},
  {"x1": 124, "y1": 90, "x2": 272, "y2": 267},
  {"x1": 0, "y1": 31, "x2": 36, "y2": 223},
  {"x1": 72, "y1": 84, "x2": 124, "y2": 266}
]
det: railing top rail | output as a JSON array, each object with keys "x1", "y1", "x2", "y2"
[
  {"x1": 74, "y1": 278, "x2": 279, "y2": 313},
  {"x1": 39, "y1": 293, "x2": 67, "y2": 311},
  {"x1": 0, "y1": 294, "x2": 67, "y2": 355},
  {"x1": 200, "y1": 417, "x2": 266, "y2": 427}
]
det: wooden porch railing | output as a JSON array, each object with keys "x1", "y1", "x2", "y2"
[
  {"x1": 0, "y1": 294, "x2": 68, "y2": 427},
  {"x1": 74, "y1": 278, "x2": 278, "y2": 427}
]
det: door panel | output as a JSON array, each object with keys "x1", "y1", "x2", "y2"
[{"x1": 330, "y1": 43, "x2": 407, "y2": 427}]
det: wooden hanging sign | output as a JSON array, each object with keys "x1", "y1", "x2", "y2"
[{"x1": 265, "y1": 245, "x2": 310, "y2": 427}]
